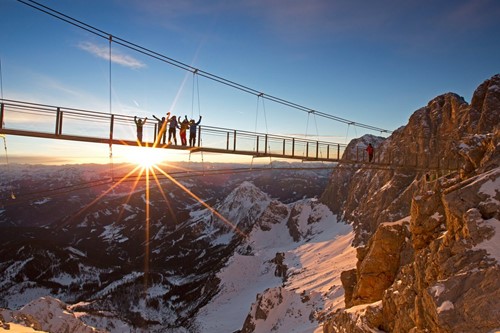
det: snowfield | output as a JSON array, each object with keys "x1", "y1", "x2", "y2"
[{"x1": 195, "y1": 199, "x2": 355, "y2": 333}]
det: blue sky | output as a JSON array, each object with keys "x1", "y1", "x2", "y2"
[{"x1": 1, "y1": 0, "x2": 500, "y2": 164}]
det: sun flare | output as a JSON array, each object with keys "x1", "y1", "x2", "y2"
[{"x1": 127, "y1": 147, "x2": 165, "y2": 169}]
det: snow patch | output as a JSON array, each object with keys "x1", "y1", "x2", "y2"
[
  {"x1": 430, "y1": 283, "x2": 445, "y2": 297},
  {"x1": 437, "y1": 300, "x2": 454, "y2": 313},
  {"x1": 475, "y1": 218, "x2": 500, "y2": 263},
  {"x1": 195, "y1": 200, "x2": 355, "y2": 333}
]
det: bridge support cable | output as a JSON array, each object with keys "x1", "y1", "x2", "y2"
[
  {"x1": 1, "y1": 135, "x2": 15, "y2": 199},
  {"x1": 16, "y1": 0, "x2": 392, "y2": 136},
  {"x1": 260, "y1": 96, "x2": 272, "y2": 165},
  {"x1": 108, "y1": 34, "x2": 115, "y2": 181},
  {"x1": 191, "y1": 70, "x2": 202, "y2": 119},
  {"x1": 188, "y1": 70, "x2": 205, "y2": 173}
]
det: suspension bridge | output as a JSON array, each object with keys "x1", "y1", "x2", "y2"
[
  {"x1": 0, "y1": 99, "x2": 460, "y2": 172},
  {"x1": 0, "y1": 1, "x2": 462, "y2": 173},
  {"x1": 0, "y1": 99, "x2": 347, "y2": 162}
]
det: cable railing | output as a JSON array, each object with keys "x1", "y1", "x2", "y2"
[
  {"x1": 0, "y1": 99, "x2": 348, "y2": 162},
  {"x1": 0, "y1": 99, "x2": 462, "y2": 170}
]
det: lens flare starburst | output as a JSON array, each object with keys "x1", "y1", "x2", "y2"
[{"x1": 66, "y1": 145, "x2": 246, "y2": 290}]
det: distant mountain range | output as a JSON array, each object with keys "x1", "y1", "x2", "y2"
[
  {"x1": 0, "y1": 161, "x2": 340, "y2": 332},
  {"x1": 1, "y1": 74, "x2": 499, "y2": 333}
]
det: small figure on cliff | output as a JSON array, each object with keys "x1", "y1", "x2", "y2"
[{"x1": 366, "y1": 143, "x2": 374, "y2": 162}]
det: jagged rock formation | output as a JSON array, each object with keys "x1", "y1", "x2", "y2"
[
  {"x1": 322, "y1": 74, "x2": 500, "y2": 332},
  {"x1": 0, "y1": 296, "x2": 107, "y2": 333},
  {"x1": 346, "y1": 219, "x2": 413, "y2": 307},
  {"x1": 320, "y1": 76, "x2": 500, "y2": 246}
]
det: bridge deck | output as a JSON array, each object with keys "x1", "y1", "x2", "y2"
[
  {"x1": 0, "y1": 99, "x2": 460, "y2": 171},
  {"x1": 0, "y1": 99, "x2": 347, "y2": 162}
]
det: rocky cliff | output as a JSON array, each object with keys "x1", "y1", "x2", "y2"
[{"x1": 322, "y1": 74, "x2": 500, "y2": 332}]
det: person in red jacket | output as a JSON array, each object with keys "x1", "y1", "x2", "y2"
[
  {"x1": 179, "y1": 116, "x2": 190, "y2": 146},
  {"x1": 366, "y1": 143, "x2": 374, "y2": 162}
]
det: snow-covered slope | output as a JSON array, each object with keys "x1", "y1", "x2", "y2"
[
  {"x1": 195, "y1": 196, "x2": 355, "y2": 332},
  {"x1": 0, "y1": 164, "x2": 337, "y2": 332}
]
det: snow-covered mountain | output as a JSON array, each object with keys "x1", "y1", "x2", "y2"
[
  {"x1": 1, "y1": 161, "x2": 340, "y2": 332},
  {"x1": 195, "y1": 195, "x2": 353, "y2": 333},
  {"x1": 1, "y1": 74, "x2": 499, "y2": 332}
]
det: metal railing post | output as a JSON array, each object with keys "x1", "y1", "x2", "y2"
[
  {"x1": 109, "y1": 114, "x2": 114, "y2": 144},
  {"x1": 197, "y1": 127, "x2": 201, "y2": 147},
  {"x1": 292, "y1": 138, "x2": 295, "y2": 157},
  {"x1": 55, "y1": 107, "x2": 61, "y2": 135},
  {"x1": 226, "y1": 132, "x2": 230, "y2": 150},
  {"x1": 233, "y1": 130, "x2": 237, "y2": 151},
  {"x1": 58, "y1": 111, "x2": 63, "y2": 135},
  {"x1": 55, "y1": 108, "x2": 63, "y2": 136},
  {"x1": 264, "y1": 134, "x2": 268, "y2": 154},
  {"x1": 0, "y1": 103, "x2": 4, "y2": 129},
  {"x1": 256, "y1": 135, "x2": 260, "y2": 154},
  {"x1": 316, "y1": 141, "x2": 319, "y2": 159}
]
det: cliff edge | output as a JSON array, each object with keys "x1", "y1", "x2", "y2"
[{"x1": 321, "y1": 74, "x2": 500, "y2": 332}]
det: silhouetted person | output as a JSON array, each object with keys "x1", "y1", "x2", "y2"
[
  {"x1": 189, "y1": 116, "x2": 202, "y2": 147},
  {"x1": 134, "y1": 116, "x2": 147, "y2": 143},
  {"x1": 167, "y1": 115, "x2": 179, "y2": 145},
  {"x1": 153, "y1": 112, "x2": 169, "y2": 144},
  {"x1": 366, "y1": 143, "x2": 374, "y2": 162},
  {"x1": 179, "y1": 116, "x2": 190, "y2": 146}
]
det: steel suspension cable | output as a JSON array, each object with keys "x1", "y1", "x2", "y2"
[
  {"x1": 1, "y1": 135, "x2": 16, "y2": 199},
  {"x1": 17, "y1": 0, "x2": 392, "y2": 134},
  {"x1": 108, "y1": 34, "x2": 114, "y2": 181}
]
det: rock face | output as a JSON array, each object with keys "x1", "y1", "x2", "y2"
[
  {"x1": 348, "y1": 219, "x2": 413, "y2": 307},
  {"x1": 322, "y1": 74, "x2": 500, "y2": 332},
  {"x1": 320, "y1": 76, "x2": 500, "y2": 246},
  {"x1": 0, "y1": 296, "x2": 107, "y2": 333}
]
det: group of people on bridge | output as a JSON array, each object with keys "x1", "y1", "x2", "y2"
[{"x1": 134, "y1": 113, "x2": 202, "y2": 147}]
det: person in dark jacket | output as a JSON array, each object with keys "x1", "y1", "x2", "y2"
[
  {"x1": 167, "y1": 115, "x2": 179, "y2": 145},
  {"x1": 153, "y1": 112, "x2": 169, "y2": 145},
  {"x1": 189, "y1": 116, "x2": 202, "y2": 147},
  {"x1": 134, "y1": 116, "x2": 147, "y2": 143}
]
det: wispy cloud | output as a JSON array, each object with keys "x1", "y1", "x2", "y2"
[
  {"x1": 441, "y1": 0, "x2": 500, "y2": 30},
  {"x1": 78, "y1": 41, "x2": 146, "y2": 69}
]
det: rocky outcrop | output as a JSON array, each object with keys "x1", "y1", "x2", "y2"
[
  {"x1": 321, "y1": 74, "x2": 500, "y2": 247},
  {"x1": 241, "y1": 287, "x2": 285, "y2": 333},
  {"x1": 349, "y1": 219, "x2": 413, "y2": 307},
  {"x1": 323, "y1": 74, "x2": 500, "y2": 332},
  {"x1": 270, "y1": 252, "x2": 288, "y2": 282},
  {"x1": 0, "y1": 296, "x2": 107, "y2": 333}
]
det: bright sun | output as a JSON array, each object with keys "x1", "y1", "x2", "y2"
[{"x1": 127, "y1": 147, "x2": 165, "y2": 168}]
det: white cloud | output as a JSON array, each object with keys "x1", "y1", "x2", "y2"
[{"x1": 78, "y1": 41, "x2": 146, "y2": 69}]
